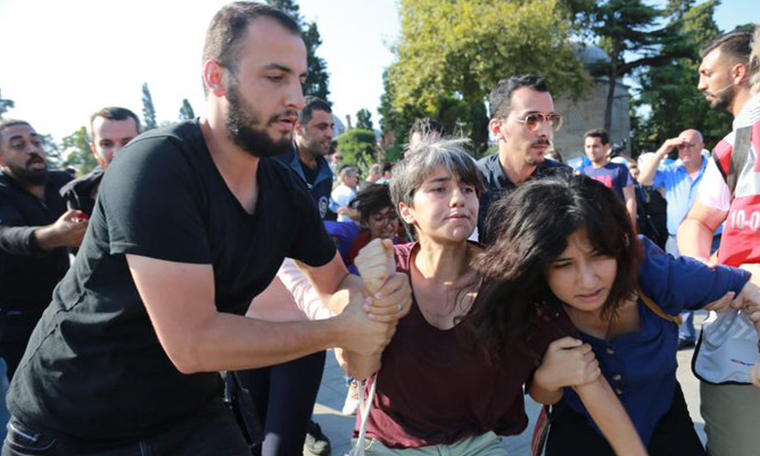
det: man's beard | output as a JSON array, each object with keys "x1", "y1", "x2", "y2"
[
  {"x1": 225, "y1": 82, "x2": 293, "y2": 158},
  {"x1": 5, "y1": 155, "x2": 48, "y2": 186},
  {"x1": 709, "y1": 84, "x2": 735, "y2": 111}
]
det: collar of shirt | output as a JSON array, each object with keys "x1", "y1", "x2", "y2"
[
  {"x1": 733, "y1": 93, "x2": 760, "y2": 130},
  {"x1": 284, "y1": 145, "x2": 333, "y2": 188}
]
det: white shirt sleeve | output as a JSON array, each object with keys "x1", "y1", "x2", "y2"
[
  {"x1": 698, "y1": 157, "x2": 732, "y2": 212},
  {"x1": 276, "y1": 258, "x2": 336, "y2": 321}
]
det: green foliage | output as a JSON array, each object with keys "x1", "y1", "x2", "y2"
[
  {"x1": 588, "y1": 0, "x2": 688, "y2": 133},
  {"x1": 356, "y1": 109, "x2": 374, "y2": 131},
  {"x1": 141, "y1": 83, "x2": 158, "y2": 130},
  {"x1": 179, "y1": 99, "x2": 195, "y2": 121},
  {"x1": 381, "y1": 0, "x2": 589, "y2": 154},
  {"x1": 266, "y1": 0, "x2": 330, "y2": 100},
  {"x1": 59, "y1": 127, "x2": 98, "y2": 174},
  {"x1": 338, "y1": 129, "x2": 376, "y2": 175},
  {"x1": 0, "y1": 88, "x2": 14, "y2": 118},
  {"x1": 633, "y1": 0, "x2": 732, "y2": 152}
]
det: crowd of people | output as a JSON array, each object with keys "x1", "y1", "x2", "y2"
[{"x1": 1, "y1": 2, "x2": 760, "y2": 456}]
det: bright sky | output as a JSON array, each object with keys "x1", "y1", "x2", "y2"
[{"x1": 0, "y1": 0, "x2": 756, "y2": 142}]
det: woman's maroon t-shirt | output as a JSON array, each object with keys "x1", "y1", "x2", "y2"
[{"x1": 356, "y1": 243, "x2": 574, "y2": 448}]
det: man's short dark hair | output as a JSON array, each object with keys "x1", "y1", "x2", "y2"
[
  {"x1": 700, "y1": 28, "x2": 753, "y2": 63},
  {"x1": 202, "y1": 2, "x2": 301, "y2": 93},
  {"x1": 90, "y1": 107, "x2": 141, "y2": 135},
  {"x1": 488, "y1": 75, "x2": 549, "y2": 119},
  {"x1": 409, "y1": 118, "x2": 444, "y2": 137},
  {"x1": 298, "y1": 96, "x2": 332, "y2": 126},
  {"x1": 584, "y1": 128, "x2": 610, "y2": 146},
  {"x1": 0, "y1": 119, "x2": 32, "y2": 150}
]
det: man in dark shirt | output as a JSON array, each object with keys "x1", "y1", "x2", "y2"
[
  {"x1": 276, "y1": 96, "x2": 335, "y2": 219},
  {"x1": 477, "y1": 75, "x2": 569, "y2": 244},
  {"x1": 60, "y1": 107, "x2": 141, "y2": 217},
  {"x1": 0, "y1": 119, "x2": 87, "y2": 379},
  {"x1": 3, "y1": 4, "x2": 409, "y2": 456}
]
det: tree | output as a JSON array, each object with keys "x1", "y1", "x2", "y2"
[
  {"x1": 179, "y1": 99, "x2": 195, "y2": 121},
  {"x1": 141, "y1": 83, "x2": 158, "y2": 130},
  {"x1": 588, "y1": 0, "x2": 688, "y2": 133},
  {"x1": 634, "y1": 0, "x2": 732, "y2": 152},
  {"x1": 60, "y1": 127, "x2": 98, "y2": 174},
  {"x1": 338, "y1": 129, "x2": 376, "y2": 175},
  {"x1": 266, "y1": 0, "x2": 330, "y2": 100},
  {"x1": 0, "y1": 88, "x2": 14, "y2": 118},
  {"x1": 356, "y1": 109, "x2": 374, "y2": 131},
  {"x1": 382, "y1": 0, "x2": 589, "y2": 153}
]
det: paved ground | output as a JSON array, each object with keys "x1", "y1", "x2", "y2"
[{"x1": 310, "y1": 311, "x2": 708, "y2": 455}]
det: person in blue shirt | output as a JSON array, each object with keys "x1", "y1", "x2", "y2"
[
  {"x1": 637, "y1": 129, "x2": 718, "y2": 348},
  {"x1": 468, "y1": 174, "x2": 760, "y2": 455},
  {"x1": 580, "y1": 129, "x2": 637, "y2": 224}
]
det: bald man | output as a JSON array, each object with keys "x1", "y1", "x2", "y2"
[{"x1": 637, "y1": 128, "x2": 714, "y2": 348}]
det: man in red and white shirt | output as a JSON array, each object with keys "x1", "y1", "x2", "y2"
[{"x1": 678, "y1": 27, "x2": 760, "y2": 456}]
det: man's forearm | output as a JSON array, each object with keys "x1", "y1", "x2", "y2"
[
  {"x1": 637, "y1": 154, "x2": 663, "y2": 186},
  {"x1": 176, "y1": 312, "x2": 348, "y2": 373},
  {"x1": 0, "y1": 225, "x2": 42, "y2": 255}
]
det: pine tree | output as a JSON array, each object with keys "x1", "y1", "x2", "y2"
[
  {"x1": 0, "y1": 88, "x2": 14, "y2": 118},
  {"x1": 356, "y1": 109, "x2": 373, "y2": 131},
  {"x1": 141, "y1": 83, "x2": 158, "y2": 131},
  {"x1": 266, "y1": 0, "x2": 330, "y2": 101}
]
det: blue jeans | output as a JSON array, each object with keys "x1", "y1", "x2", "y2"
[{"x1": 2, "y1": 398, "x2": 250, "y2": 456}]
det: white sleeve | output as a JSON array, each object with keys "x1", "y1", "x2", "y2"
[
  {"x1": 698, "y1": 158, "x2": 732, "y2": 212},
  {"x1": 277, "y1": 258, "x2": 336, "y2": 321}
]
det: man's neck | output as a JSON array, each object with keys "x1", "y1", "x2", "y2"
[
  {"x1": 590, "y1": 158, "x2": 609, "y2": 169},
  {"x1": 498, "y1": 146, "x2": 536, "y2": 186},
  {"x1": 199, "y1": 115, "x2": 260, "y2": 214},
  {"x1": 296, "y1": 141, "x2": 318, "y2": 170},
  {"x1": 683, "y1": 156, "x2": 703, "y2": 176},
  {"x1": 2, "y1": 168, "x2": 45, "y2": 200},
  {"x1": 730, "y1": 86, "x2": 752, "y2": 118}
]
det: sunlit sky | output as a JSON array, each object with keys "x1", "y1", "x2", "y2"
[{"x1": 0, "y1": 0, "x2": 756, "y2": 141}]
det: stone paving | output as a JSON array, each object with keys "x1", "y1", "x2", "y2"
[{"x1": 310, "y1": 313, "x2": 707, "y2": 456}]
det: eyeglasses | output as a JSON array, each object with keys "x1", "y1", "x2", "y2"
[{"x1": 511, "y1": 113, "x2": 563, "y2": 132}]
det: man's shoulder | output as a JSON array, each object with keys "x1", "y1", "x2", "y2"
[
  {"x1": 476, "y1": 152, "x2": 499, "y2": 173},
  {"x1": 59, "y1": 168, "x2": 103, "y2": 195}
]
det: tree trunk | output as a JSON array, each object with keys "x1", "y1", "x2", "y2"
[{"x1": 604, "y1": 66, "x2": 616, "y2": 134}]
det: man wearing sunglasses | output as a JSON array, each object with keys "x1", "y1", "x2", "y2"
[{"x1": 477, "y1": 74, "x2": 570, "y2": 245}]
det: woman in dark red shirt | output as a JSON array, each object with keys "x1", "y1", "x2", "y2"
[{"x1": 344, "y1": 138, "x2": 645, "y2": 456}]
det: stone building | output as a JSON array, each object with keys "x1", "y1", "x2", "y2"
[{"x1": 552, "y1": 45, "x2": 631, "y2": 161}]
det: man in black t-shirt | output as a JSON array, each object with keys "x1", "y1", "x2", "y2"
[{"x1": 3, "y1": 4, "x2": 409, "y2": 456}]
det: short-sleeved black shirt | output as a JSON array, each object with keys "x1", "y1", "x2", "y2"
[{"x1": 7, "y1": 120, "x2": 336, "y2": 444}]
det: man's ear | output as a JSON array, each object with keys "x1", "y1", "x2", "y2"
[
  {"x1": 202, "y1": 60, "x2": 229, "y2": 97},
  {"x1": 731, "y1": 62, "x2": 749, "y2": 86},
  {"x1": 488, "y1": 118, "x2": 504, "y2": 142}
]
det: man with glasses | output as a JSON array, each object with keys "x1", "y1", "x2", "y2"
[
  {"x1": 580, "y1": 128, "x2": 637, "y2": 224},
  {"x1": 477, "y1": 74, "x2": 569, "y2": 245}
]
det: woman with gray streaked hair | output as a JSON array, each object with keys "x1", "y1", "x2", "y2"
[{"x1": 344, "y1": 138, "x2": 645, "y2": 455}]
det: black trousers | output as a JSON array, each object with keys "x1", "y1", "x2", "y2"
[
  {"x1": 546, "y1": 381, "x2": 706, "y2": 456},
  {"x1": 236, "y1": 350, "x2": 326, "y2": 456}
]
